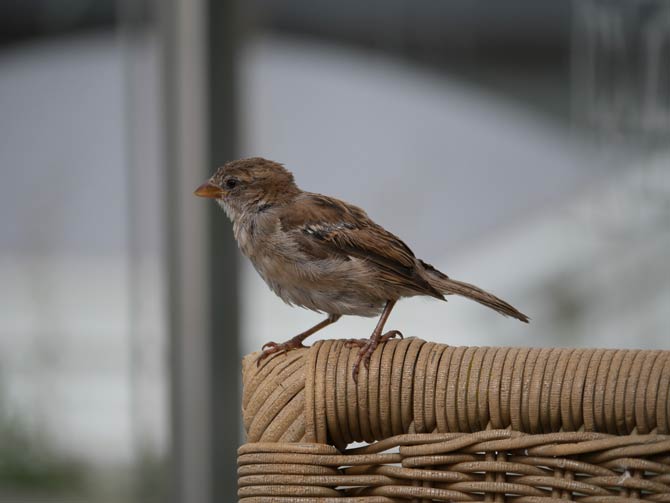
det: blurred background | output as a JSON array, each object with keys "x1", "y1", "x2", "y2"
[{"x1": 0, "y1": 0, "x2": 668, "y2": 501}]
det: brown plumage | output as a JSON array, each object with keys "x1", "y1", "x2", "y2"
[{"x1": 195, "y1": 157, "x2": 528, "y2": 379}]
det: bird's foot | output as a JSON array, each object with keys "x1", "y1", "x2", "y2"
[
  {"x1": 380, "y1": 329, "x2": 403, "y2": 343},
  {"x1": 349, "y1": 330, "x2": 403, "y2": 382},
  {"x1": 344, "y1": 330, "x2": 403, "y2": 348},
  {"x1": 256, "y1": 337, "x2": 307, "y2": 366}
]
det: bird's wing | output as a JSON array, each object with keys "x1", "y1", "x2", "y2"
[{"x1": 279, "y1": 193, "x2": 444, "y2": 300}]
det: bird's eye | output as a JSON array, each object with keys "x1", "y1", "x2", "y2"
[{"x1": 225, "y1": 178, "x2": 238, "y2": 189}]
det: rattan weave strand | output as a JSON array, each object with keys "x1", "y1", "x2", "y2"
[
  {"x1": 239, "y1": 338, "x2": 670, "y2": 501},
  {"x1": 242, "y1": 339, "x2": 670, "y2": 445}
]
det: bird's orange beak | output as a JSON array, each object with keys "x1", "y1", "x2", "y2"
[{"x1": 194, "y1": 181, "x2": 224, "y2": 199}]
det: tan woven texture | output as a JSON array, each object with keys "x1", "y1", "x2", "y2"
[{"x1": 239, "y1": 338, "x2": 670, "y2": 501}]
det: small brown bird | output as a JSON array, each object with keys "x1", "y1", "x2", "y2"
[{"x1": 195, "y1": 157, "x2": 528, "y2": 379}]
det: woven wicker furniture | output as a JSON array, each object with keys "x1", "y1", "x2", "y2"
[{"x1": 239, "y1": 338, "x2": 670, "y2": 501}]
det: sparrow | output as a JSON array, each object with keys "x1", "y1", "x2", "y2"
[{"x1": 195, "y1": 157, "x2": 528, "y2": 380}]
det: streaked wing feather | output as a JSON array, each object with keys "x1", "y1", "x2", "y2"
[{"x1": 280, "y1": 193, "x2": 444, "y2": 299}]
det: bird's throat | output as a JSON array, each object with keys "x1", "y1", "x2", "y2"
[{"x1": 216, "y1": 198, "x2": 237, "y2": 222}]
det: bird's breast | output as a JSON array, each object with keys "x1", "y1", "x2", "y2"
[
  {"x1": 232, "y1": 216, "x2": 388, "y2": 316},
  {"x1": 233, "y1": 211, "x2": 278, "y2": 258},
  {"x1": 251, "y1": 251, "x2": 386, "y2": 317}
]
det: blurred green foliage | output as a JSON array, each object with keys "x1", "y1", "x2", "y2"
[{"x1": 0, "y1": 418, "x2": 87, "y2": 493}]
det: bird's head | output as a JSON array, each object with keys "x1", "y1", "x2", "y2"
[{"x1": 194, "y1": 157, "x2": 299, "y2": 220}]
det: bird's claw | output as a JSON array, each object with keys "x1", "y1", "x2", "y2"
[
  {"x1": 380, "y1": 330, "x2": 403, "y2": 342},
  {"x1": 256, "y1": 339, "x2": 306, "y2": 367},
  {"x1": 350, "y1": 330, "x2": 403, "y2": 382},
  {"x1": 344, "y1": 338, "x2": 366, "y2": 348}
]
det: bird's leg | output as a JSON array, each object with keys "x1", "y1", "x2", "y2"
[
  {"x1": 256, "y1": 314, "x2": 341, "y2": 366},
  {"x1": 349, "y1": 300, "x2": 402, "y2": 381}
]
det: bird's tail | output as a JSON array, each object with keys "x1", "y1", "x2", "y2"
[{"x1": 421, "y1": 261, "x2": 529, "y2": 322}]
